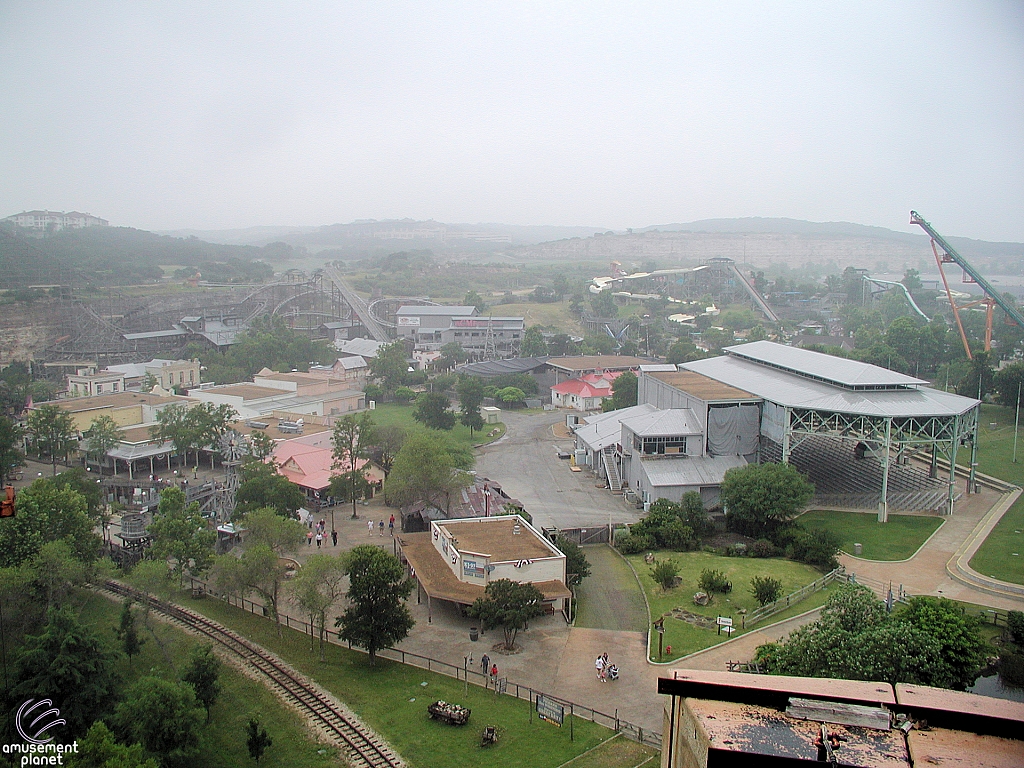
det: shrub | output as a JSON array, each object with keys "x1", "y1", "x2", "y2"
[
  {"x1": 659, "y1": 519, "x2": 695, "y2": 551},
  {"x1": 749, "y1": 539, "x2": 777, "y2": 558},
  {"x1": 616, "y1": 532, "x2": 654, "y2": 555},
  {"x1": 698, "y1": 568, "x2": 733, "y2": 594},
  {"x1": 393, "y1": 386, "x2": 416, "y2": 403},
  {"x1": 1007, "y1": 611, "x2": 1024, "y2": 646},
  {"x1": 787, "y1": 527, "x2": 841, "y2": 570},
  {"x1": 1000, "y1": 652, "x2": 1024, "y2": 687},
  {"x1": 650, "y1": 559, "x2": 681, "y2": 591},
  {"x1": 751, "y1": 575, "x2": 783, "y2": 606},
  {"x1": 724, "y1": 543, "x2": 748, "y2": 557}
]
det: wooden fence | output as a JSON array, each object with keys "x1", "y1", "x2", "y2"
[{"x1": 742, "y1": 567, "x2": 844, "y2": 629}]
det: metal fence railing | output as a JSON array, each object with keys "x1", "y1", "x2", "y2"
[
  {"x1": 742, "y1": 567, "x2": 844, "y2": 628},
  {"x1": 188, "y1": 578, "x2": 662, "y2": 749}
]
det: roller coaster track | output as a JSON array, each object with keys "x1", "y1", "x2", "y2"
[
  {"x1": 99, "y1": 581, "x2": 404, "y2": 768},
  {"x1": 321, "y1": 265, "x2": 392, "y2": 342}
]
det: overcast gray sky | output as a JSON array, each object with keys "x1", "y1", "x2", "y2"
[{"x1": 1, "y1": 1, "x2": 1022, "y2": 240}]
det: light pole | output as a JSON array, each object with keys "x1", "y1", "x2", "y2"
[
  {"x1": 463, "y1": 653, "x2": 473, "y2": 696},
  {"x1": 1014, "y1": 381, "x2": 1021, "y2": 464}
]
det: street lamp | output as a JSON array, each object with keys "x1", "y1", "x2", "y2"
[{"x1": 463, "y1": 653, "x2": 473, "y2": 696}]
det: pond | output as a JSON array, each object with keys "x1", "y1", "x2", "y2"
[{"x1": 969, "y1": 673, "x2": 1024, "y2": 703}]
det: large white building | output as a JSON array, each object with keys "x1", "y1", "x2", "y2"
[{"x1": 4, "y1": 210, "x2": 108, "y2": 231}]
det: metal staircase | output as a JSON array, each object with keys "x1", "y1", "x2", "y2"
[{"x1": 602, "y1": 445, "x2": 622, "y2": 492}]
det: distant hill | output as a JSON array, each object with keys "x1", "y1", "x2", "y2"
[
  {"x1": 160, "y1": 219, "x2": 607, "y2": 249},
  {"x1": 0, "y1": 225, "x2": 287, "y2": 288}
]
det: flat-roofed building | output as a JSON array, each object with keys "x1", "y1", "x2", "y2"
[
  {"x1": 30, "y1": 391, "x2": 193, "y2": 432},
  {"x1": 397, "y1": 515, "x2": 571, "y2": 620},
  {"x1": 67, "y1": 369, "x2": 126, "y2": 397},
  {"x1": 395, "y1": 305, "x2": 477, "y2": 343},
  {"x1": 105, "y1": 359, "x2": 200, "y2": 391}
]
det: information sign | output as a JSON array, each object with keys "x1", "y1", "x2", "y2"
[{"x1": 536, "y1": 695, "x2": 564, "y2": 726}]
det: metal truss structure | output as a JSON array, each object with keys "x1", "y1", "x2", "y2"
[{"x1": 778, "y1": 405, "x2": 979, "y2": 520}]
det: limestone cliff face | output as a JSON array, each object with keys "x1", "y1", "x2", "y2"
[{"x1": 0, "y1": 298, "x2": 62, "y2": 364}]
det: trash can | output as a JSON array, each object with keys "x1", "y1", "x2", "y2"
[
  {"x1": 853, "y1": 543, "x2": 863, "y2": 556},
  {"x1": 470, "y1": 627, "x2": 479, "y2": 642}
]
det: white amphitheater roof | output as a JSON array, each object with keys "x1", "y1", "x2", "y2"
[
  {"x1": 723, "y1": 341, "x2": 927, "y2": 388},
  {"x1": 683, "y1": 351, "x2": 978, "y2": 418}
]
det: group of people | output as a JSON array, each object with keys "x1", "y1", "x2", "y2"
[
  {"x1": 367, "y1": 515, "x2": 396, "y2": 537},
  {"x1": 480, "y1": 653, "x2": 498, "y2": 685},
  {"x1": 305, "y1": 517, "x2": 337, "y2": 548},
  {"x1": 595, "y1": 653, "x2": 618, "y2": 683}
]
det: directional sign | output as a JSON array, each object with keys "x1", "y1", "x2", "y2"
[{"x1": 716, "y1": 616, "x2": 733, "y2": 627}]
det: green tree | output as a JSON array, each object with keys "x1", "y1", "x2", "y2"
[
  {"x1": 0, "y1": 414, "x2": 25, "y2": 481},
  {"x1": 720, "y1": 462, "x2": 814, "y2": 539},
  {"x1": 650, "y1": 559, "x2": 680, "y2": 590},
  {"x1": 368, "y1": 424, "x2": 406, "y2": 476},
  {"x1": 246, "y1": 430, "x2": 277, "y2": 462},
  {"x1": 33, "y1": 539, "x2": 86, "y2": 610},
  {"x1": 369, "y1": 340, "x2": 409, "y2": 395},
  {"x1": 666, "y1": 339, "x2": 701, "y2": 364},
  {"x1": 289, "y1": 553, "x2": 347, "y2": 660},
  {"x1": 457, "y1": 375, "x2": 485, "y2": 437},
  {"x1": 413, "y1": 392, "x2": 456, "y2": 430},
  {"x1": 113, "y1": 677, "x2": 204, "y2": 767},
  {"x1": 150, "y1": 404, "x2": 195, "y2": 469},
  {"x1": 464, "y1": 290, "x2": 486, "y2": 312},
  {"x1": 180, "y1": 644, "x2": 222, "y2": 723},
  {"x1": 438, "y1": 341, "x2": 468, "y2": 369},
  {"x1": 468, "y1": 579, "x2": 545, "y2": 650},
  {"x1": 148, "y1": 486, "x2": 216, "y2": 586},
  {"x1": 27, "y1": 403, "x2": 78, "y2": 475},
  {"x1": 520, "y1": 326, "x2": 549, "y2": 357},
  {"x1": 67, "y1": 721, "x2": 158, "y2": 768},
  {"x1": 14, "y1": 606, "x2": 120, "y2": 737},
  {"x1": 393, "y1": 386, "x2": 416, "y2": 403},
  {"x1": 234, "y1": 461, "x2": 306, "y2": 518},
  {"x1": 590, "y1": 290, "x2": 617, "y2": 318},
  {"x1": 898, "y1": 596, "x2": 985, "y2": 690},
  {"x1": 1, "y1": 478, "x2": 98, "y2": 567},
  {"x1": 83, "y1": 414, "x2": 123, "y2": 466},
  {"x1": 116, "y1": 598, "x2": 145, "y2": 668},
  {"x1": 331, "y1": 412, "x2": 375, "y2": 520},
  {"x1": 750, "y1": 575, "x2": 783, "y2": 606},
  {"x1": 552, "y1": 272, "x2": 570, "y2": 299},
  {"x1": 609, "y1": 370, "x2": 638, "y2": 410},
  {"x1": 212, "y1": 544, "x2": 290, "y2": 632},
  {"x1": 335, "y1": 545, "x2": 414, "y2": 665},
  {"x1": 186, "y1": 401, "x2": 238, "y2": 469},
  {"x1": 956, "y1": 350, "x2": 995, "y2": 399},
  {"x1": 383, "y1": 432, "x2": 473, "y2": 513},
  {"x1": 552, "y1": 535, "x2": 591, "y2": 586},
  {"x1": 241, "y1": 507, "x2": 306, "y2": 555},
  {"x1": 994, "y1": 361, "x2": 1024, "y2": 408},
  {"x1": 246, "y1": 715, "x2": 273, "y2": 766},
  {"x1": 495, "y1": 387, "x2": 526, "y2": 407},
  {"x1": 47, "y1": 466, "x2": 105, "y2": 519}
]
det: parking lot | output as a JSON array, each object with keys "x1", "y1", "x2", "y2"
[{"x1": 474, "y1": 409, "x2": 644, "y2": 531}]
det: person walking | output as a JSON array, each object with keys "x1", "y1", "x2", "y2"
[
  {"x1": 379, "y1": 519, "x2": 385, "y2": 537},
  {"x1": 331, "y1": 529, "x2": 338, "y2": 547},
  {"x1": 599, "y1": 653, "x2": 609, "y2": 682},
  {"x1": 388, "y1": 514, "x2": 395, "y2": 536},
  {"x1": 490, "y1": 664, "x2": 498, "y2": 686},
  {"x1": 480, "y1": 653, "x2": 490, "y2": 676},
  {"x1": 307, "y1": 530, "x2": 313, "y2": 546},
  {"x1": 368, "y1": 519, "x2": 374, "y2": 537},
  {"x1": 315, "y1": 532, "x2": 323, "y2": 548},
  {"x1": 595, "y1": 654, "x2": 605, "y2": 680}
]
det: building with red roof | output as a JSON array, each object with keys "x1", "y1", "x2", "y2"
[
  {"x1": 550, "y1": 371, "x2": 624, "y2": 411},
  {"x1": 270, "y1": 432, "x2": 384, "y2": 501}
]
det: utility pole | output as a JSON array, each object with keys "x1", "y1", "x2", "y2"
[{"x1": 1014, "y1": 381, "x2": 1021, "y2": 464}]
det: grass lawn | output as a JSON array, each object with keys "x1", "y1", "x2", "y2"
[
  {"x1": 368, "y1": 403, "x2": 506, "y2": 447},
  {"x1": 624, "y1": 551, "x2": 830, "y2": 662},
  {"x1": 178, "y1": 593, "x2": 636, "y2": 768},
  {"x1": 954, "y1": 404, "x2": 1024, "y2": 584},
  {"x1": 797, "y1": 510, "x2": 944, "y2": 561},
  {"x1": 76, "y1": 590, "x2": 340, "y2": 768}
]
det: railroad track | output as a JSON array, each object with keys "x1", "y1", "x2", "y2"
[{"x1": 100, "y1": 581, "x2": 404, "y2": 768}]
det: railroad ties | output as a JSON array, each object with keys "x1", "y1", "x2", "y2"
[{"x1": 101, "y1": 581, "x2": 404, "y2": 768}]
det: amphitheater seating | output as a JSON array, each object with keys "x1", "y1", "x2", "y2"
[{"x1": 760, "y1": 436, "x2": 959, "y2": 513}]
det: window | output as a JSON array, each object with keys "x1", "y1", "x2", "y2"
[{"x1": 636, "y1": 435, "x2": 688, "y2": 455}]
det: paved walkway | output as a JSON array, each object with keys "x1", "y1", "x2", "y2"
[{"x1": 575, "y1": 545, "x2": 648, "y2": 632}]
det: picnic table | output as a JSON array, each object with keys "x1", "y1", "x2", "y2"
[{"x1": 427, "y1": 700, "x2": 471, "y2": 726}]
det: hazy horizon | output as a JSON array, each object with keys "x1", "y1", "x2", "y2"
[{"x1": 2, "y1": 2, "x2": 1022, "y2": 241}]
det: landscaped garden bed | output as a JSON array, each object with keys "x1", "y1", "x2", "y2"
[{"x1": 624, "y1": 550, "x2": 833, "y2": 663}]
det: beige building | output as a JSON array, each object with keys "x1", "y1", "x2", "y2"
[
  {"x1": 397, "y1": 516, "x2": 571, "y2": 622},
  {"x1": 67, "y1": 369, "x2": 127, "y2": 397},
  {"x1": 31, "y1": 391, "x2": 193, "y2": 433}
]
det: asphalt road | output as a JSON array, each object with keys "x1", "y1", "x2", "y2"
[{"x1": 475, "y1": 409, "x2": 645, "y2": 530}]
